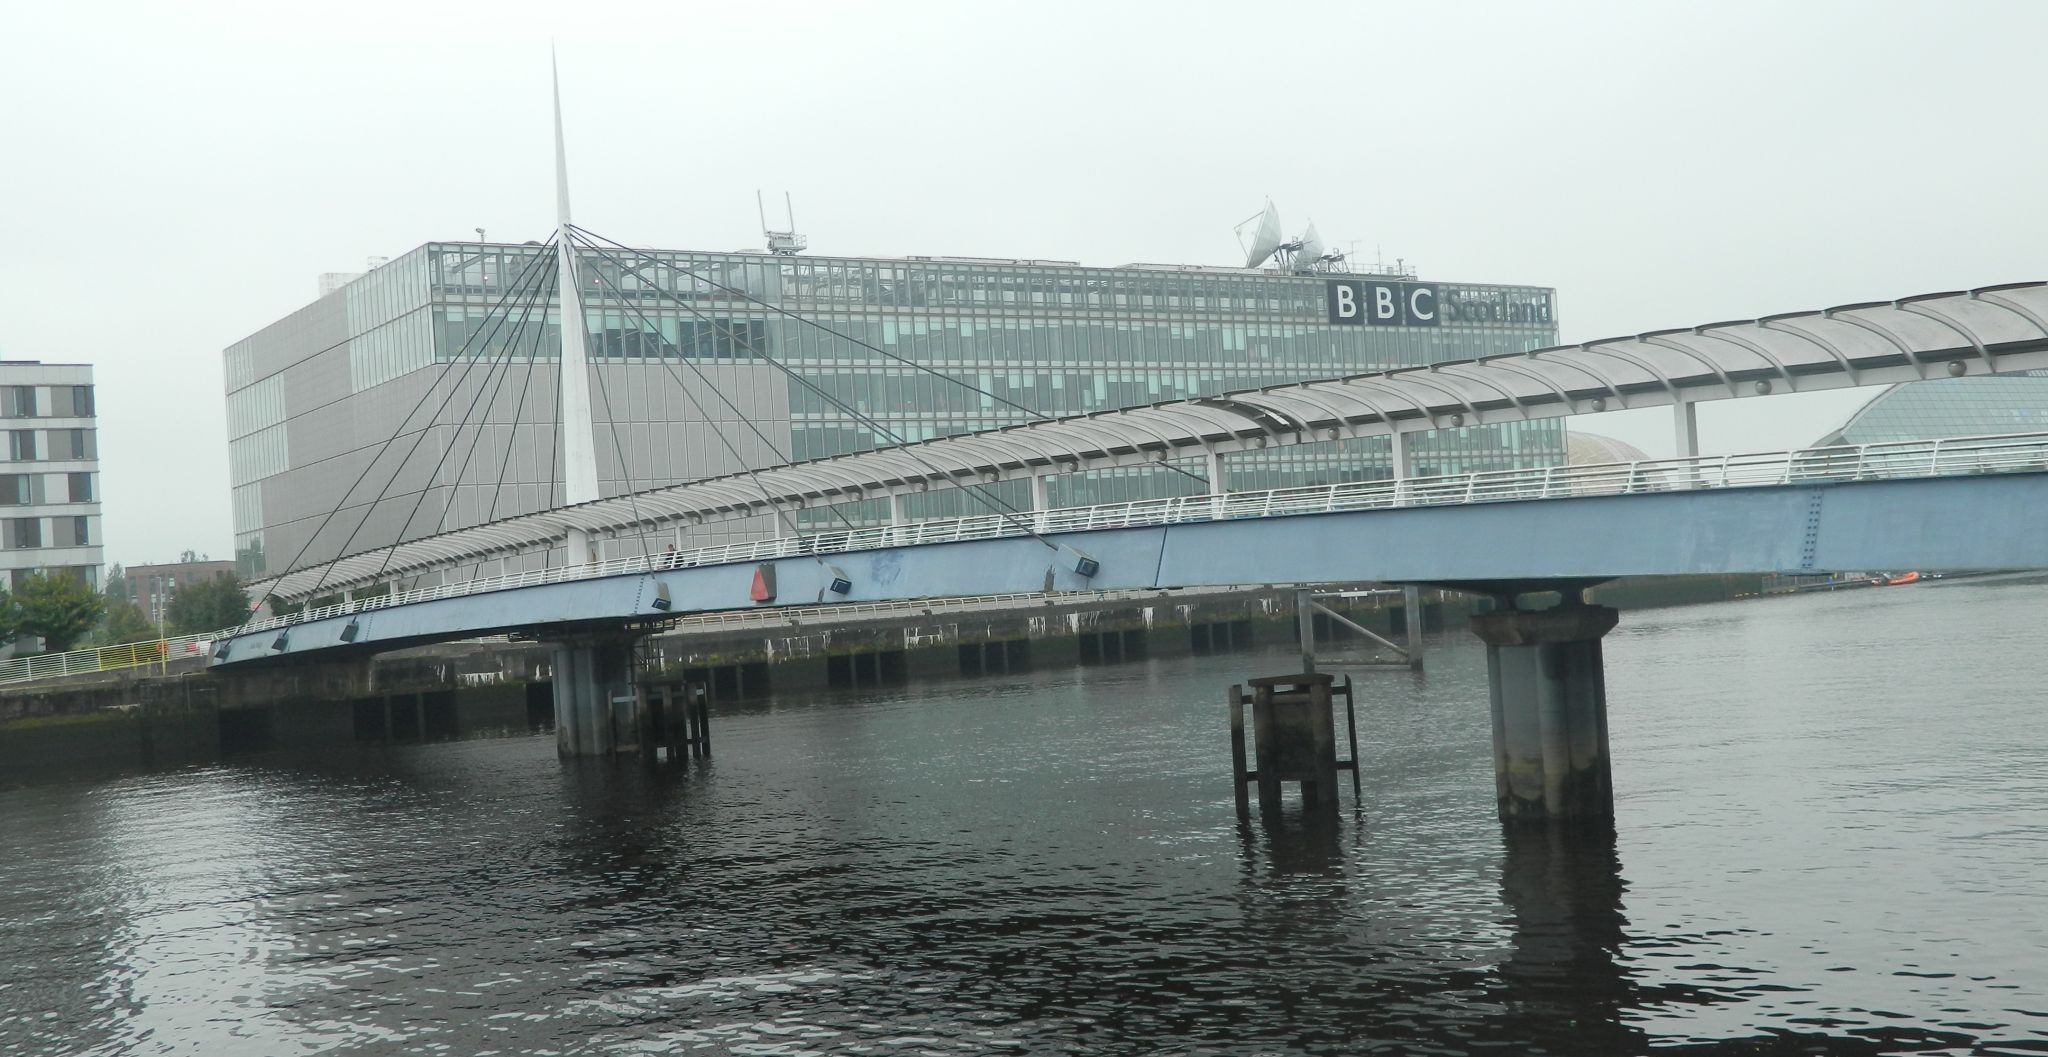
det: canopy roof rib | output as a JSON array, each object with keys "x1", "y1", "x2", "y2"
[{"x1": 255, "y1": 282, "x2": 2048, "y2": 601}]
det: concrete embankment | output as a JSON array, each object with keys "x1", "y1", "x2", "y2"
[
  {"x1": 0, "y1": 573, "x2": 1777, "y2": 782},
  {"x1": 0, "y1": 587, "x2": 1453, "y2": 782}
]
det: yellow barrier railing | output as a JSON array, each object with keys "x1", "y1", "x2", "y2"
[{"x1": 0, "y1": 633, "x2": 215, "y2": 688}]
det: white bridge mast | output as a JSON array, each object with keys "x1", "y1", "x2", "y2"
[{"x1": 552, "y1": 50, "x2": 601, "y2": 563}]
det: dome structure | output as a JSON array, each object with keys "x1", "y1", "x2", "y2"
[{"x1": 1565, "y1": 431, "x2": 1651, "y2": 466}]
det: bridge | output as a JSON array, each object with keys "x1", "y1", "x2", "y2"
[{"x1": 199, "y1": 75, "x2": 2048, "y2": 826}]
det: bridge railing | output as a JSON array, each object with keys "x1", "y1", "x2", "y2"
[
  {"x1": 0, "y1": 633, "x2": 219, "y2": 687},
  {"x1": 216, "y1": 430, "x2": 2048, "y2": 642}
]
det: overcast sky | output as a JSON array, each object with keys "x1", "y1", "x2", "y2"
[{"x1": 3, "y1": 0, "x2": 2044, "y2": 569}]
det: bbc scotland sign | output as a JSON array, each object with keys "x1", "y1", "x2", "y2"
[
  {"x1": 1326, "y1": 281, "x2": 1554, "y2": 327},
  {"x1": 1326, "y1": 281, "x2": 1438, "y2": 327}
]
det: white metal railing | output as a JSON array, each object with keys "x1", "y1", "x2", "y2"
[
  {"x1": 0, "y1": 633, "x2": 218, "y2": 687},
  {"x1": 215, "y1": 430, "x2": 2048, "y2": 642}
]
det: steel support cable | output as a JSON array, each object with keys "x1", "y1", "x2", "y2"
[
  {"x1": 582, "y1": 346, "x2": 656, "y2": 560},
  {"x1": 569, "y1": 225, "x2": 1214, "y2": 486},
  {"x1": 569, "y1": 237, "x2": 865, "y2": 536},
  {"x1": 235, "y1": 235, "x2": 560, "y2": 628},
  {"x1": 434, "y1": 253, "x2": 557, "y2": 537},
  {"x1": 379, "y1": 249, "x2": 558, "y2": 579},
  {"x1": 256, "y1": 240, "x2": 558, "y2": 615},
  {"x1": 579, "y1": 244, "x2": 1044, "y2": 541},
  {"x1": 570, "y1": 232, "x2": 1059, "y2": 547},
  {"x1": 543, "y1": 341, "x2": 563, "y2": 565},
  {"x1": 223, "y1": 248, "x2": 568, "y2": 486},
  {"x1": 573, "y1": 245, "x2": 851, "y2": 537},
  {"x1": 337, "y1": 248, "x2": 560, "y2": 589},
  {"x1": 450, "y1": 261, "x2": 561, "y2": 584}
]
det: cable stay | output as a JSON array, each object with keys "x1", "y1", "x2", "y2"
[
  {"x1": 567, "y1": 225, "x2": 1213, "y2": 488},
  {"x1": 571, "y1": 248, "x2": 858, "y2": 542},
  {"x1": 237, "y1": 237, "x2": 561, "y2": 628},
  {"x1": 567, "y1": 229, "x2": 1066, "y2": 552}
]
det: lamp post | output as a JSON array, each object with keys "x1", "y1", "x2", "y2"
[{"x1": 152, "y1": 574, "x2": 167, "y2": 674}]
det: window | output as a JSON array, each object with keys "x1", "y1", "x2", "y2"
[
  {"x1": 9, "y1": 430, "x2": 35, "y2": 460},
  {"x1": 0, "y1": 474, "x2": 27, "y2": 505},
  {"x1": 48, "y1": 385, "x2": 95, "y2": 418},
  {"x1": 67, "y1": 472, "x2": 91, "y2": 502},
  {"x1": 8, "y1": 517, "x2": 41, "y2": 549},
  {"x1": 50, "y1": 516, "x2": 88, "y2": 547},
  {"x1": 2, "y1": 387, "x2": 34, "y2": 418}
]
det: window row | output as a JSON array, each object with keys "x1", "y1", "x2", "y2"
[
  {"x1": 0, "y1": 385, "x2": 95, "y2": 419},
  {"x1": 0, "y1": 472, "x2": 95, "y2": 505},
  {"x1": 2, "y1": 515, "x2": 95, "y2": 549},
  {"x1": 3, "y1": 429, "x2": 98, "y2": 462},
  {"x1": 4, "y1": 565, "x2": 97, "y2": 590}
]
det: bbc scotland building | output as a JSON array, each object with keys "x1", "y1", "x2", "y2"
[{"x1": 225, "y1": 242, "x2": 1561, "y2": 578}]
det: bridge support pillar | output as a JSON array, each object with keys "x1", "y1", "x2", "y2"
[
  {"x1": 550, "y1": 635, "x2": 639, "y2": 757},
  {"x1": 1401, "y1": 585, "x2": 1426, "y2": 670},
  {"x1": 1469, "y1": 603, "x2": 1619, "y2": 824}
]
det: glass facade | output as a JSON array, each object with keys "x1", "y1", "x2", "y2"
[
  {"x1": 1818, "y1": 376, "x2": 2048, "y2": 446},
  {"x1": 225, "y1": 242, "x2": 1561, "y2": 577}
]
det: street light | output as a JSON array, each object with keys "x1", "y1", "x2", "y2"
[{"x1": 152, "y1": 574, "x2": 167, "y2": 673}]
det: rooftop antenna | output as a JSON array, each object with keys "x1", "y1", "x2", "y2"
[
  {"x1": 1235, "y1": 199, "x2": 1284, "y2": 269},
  {"x1": 758, "y1": 190, "x2": 808, "y2": 255},
  {"x1": 552, "y1": 45, "x2": 601, "y2": 562},
  {"x1": 1292, "y1": 221, "x2": 1326, "y2": 274}
]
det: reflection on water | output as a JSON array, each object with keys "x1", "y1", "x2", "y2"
[{"x1": 3, "y1": 578, "x2": 2047, "y2": 1055}]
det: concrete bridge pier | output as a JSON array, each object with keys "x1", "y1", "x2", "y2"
[
  {"x1": 549, "y1": 634, "x2": 640, "y2": 757},
  {"x1": 1469, "y1": 601, "x2": 1620, "y2": 824}
]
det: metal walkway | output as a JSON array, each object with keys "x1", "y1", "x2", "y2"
[{"x1": 212, "y1": 431, "x2": 2048, "y2": 665}]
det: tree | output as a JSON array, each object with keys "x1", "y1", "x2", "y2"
[
  {"x1": 166, "y1": 573, "x2": 250, "y2": 635},
  {"x1": 97, "y1": 599, "x2": 156, "y2": 644},
  {"x1": 15, "y1": 571, "x2": 106, "y2": 652},
  {"x1": 105, "y1": 562, "x2": 129, "y2": 603}
]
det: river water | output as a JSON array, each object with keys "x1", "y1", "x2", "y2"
[{"x1": 3, "y1": 579, "x2": 2046, "y2": 1056}]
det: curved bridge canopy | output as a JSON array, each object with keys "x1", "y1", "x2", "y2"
[{"x1": 257, "y1": 282, "x2": 2048, "y2": 602}]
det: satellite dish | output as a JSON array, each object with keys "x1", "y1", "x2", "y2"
[
  {"x1": 1239, "y1": 200, "x2": 1283, "y2": 268},
  {"x1": 1296, "y1": 221, "x2": 1326, "y2": 272}
]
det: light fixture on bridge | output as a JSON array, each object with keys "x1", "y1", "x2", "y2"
[
  {"x1": 339, "y1": 619, "x2": 360, "y2": 643},
  {"x1": 1948, "y1": 359, "x2": 1969, "y2": 377},
  {"x1": 272, "y1": 630, "x2": 290, "y2": 652},
  {"x1": 1590, "y1": 397, "x2": 1607, "y2": 412},
  {"x1": 651, "y1": 582, "x2": 672, "y2": 611},
  {"x1": 1071, "y1": 550, "x2": 1100, "y2": 578},
  {"x1": 1754, "y1": 379, "x2": 1773, "y2": 395},
  {"x1": 826, "y1": 565, "x2": 852, "y2": 595}
]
